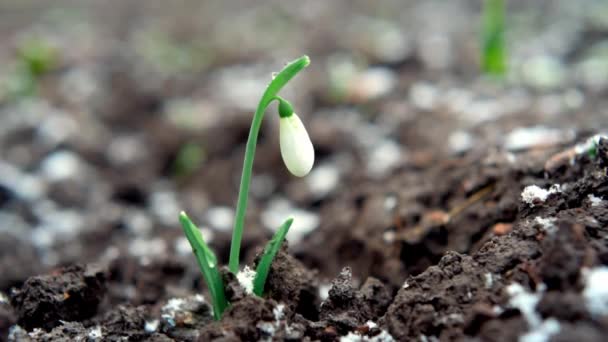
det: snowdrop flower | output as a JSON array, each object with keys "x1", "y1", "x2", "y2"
[{"x1": 279, "y1": 109, "x2": 315, "y2": 177}]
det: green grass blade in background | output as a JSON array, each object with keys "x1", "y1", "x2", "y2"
[
  {"x1": 179, "y1": 212, "x2": 228, "y2": 320},
  {"x1": 482, "y1": 0, "x2": 506, "y2": 76},
  {"x1": 252, "y1": 217, "x2": 293, "y2": 296}
]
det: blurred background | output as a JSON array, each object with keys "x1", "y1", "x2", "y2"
[{"x1": 1, "y1": 0, "x2": 608, "y2": 295}]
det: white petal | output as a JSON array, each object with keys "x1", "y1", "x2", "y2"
[{"x1": 279, "y1": 114, "x2": 315, "y2": 177}]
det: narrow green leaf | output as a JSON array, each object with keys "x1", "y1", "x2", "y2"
[
  {"x1": 253, "y1": 217, "x2": 293, "y2": 296},
  {"x1": 481, "y1": 0, "x2": 506, "y2": 76},
  {"x1": 179, "y1": 211, "x2": 228, "y2": 320}
]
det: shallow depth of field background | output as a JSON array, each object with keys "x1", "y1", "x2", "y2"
[{"x1": 1, "y1": 0, "x2": 608, "y2": 288}]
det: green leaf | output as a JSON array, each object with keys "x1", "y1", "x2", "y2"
[
  {"x1": 252, "y1": 217, "x2": 293, "y2": 296},
  {"x1": 481, "y1": 0, "x2": 506, "y2": 76},
  {"x1": 179, "y1": 211, "x2": 228, "y2": 320}
]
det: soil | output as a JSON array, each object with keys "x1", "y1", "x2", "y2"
[{"x1": 2, "y1": 0, "x2": 608, "y2": 341}]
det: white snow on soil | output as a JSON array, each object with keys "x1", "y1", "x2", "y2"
[
  {"x1": 521, "y1": 185, "x2": 561, "y2": 207},
  {"x1": 583, "y1": 267, "x2": 608, "y2": 317}
]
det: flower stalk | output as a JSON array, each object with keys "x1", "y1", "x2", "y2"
[{"x1": 228, "y1": 56, "x2": 310, "y2": 273}]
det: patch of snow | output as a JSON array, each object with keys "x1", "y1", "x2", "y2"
[
  {"x1": 418, "y1": 335, "x2": 439, "y2": 342},
  {"x1": 273, "y1": 304, "x2": 285, "y2": 321},
  {"x1": 237, "y1": 266, "x2": 256, "y2": 295},
  {"x1": 484, "y1": 273, "x2": 494, "y2": 289},
  {"x1": 582, "y1": 266, "x2": 608, "y2": 317},
  {"x1": 88, "y1": 326, "x2": 103, "y2": 340},
  {"x1": 258, "y1": 321, "x2": 277, "y2": 338},
  {"x1": 37, "y1": 113, "x2": 78, "y2": 147},
  {"x1": 366, "y1": 321, "x2": 378, "y2": 329},
  {"x1": 448, "y1": 131, "x2": 474, "y2": 154},
  {"x1": 30, "y1": 203, "x2": 85, "y2": 249},
  {"x1": 439, "y1": 313, "x2": 464, "y2": 324},
  {"x1": 206, "y1": 206, "x2": 234, "y2": 232},
  {"x1": 174, "y1": 236, "x2": 192, "y2": 256},
  {"x1": 519, "y1": 318, "x2": 560, "y2": 342},
  {"x1": 340, "y1": 330, "x2": 395, "y2": 342},
  {"x1": 409, "y1": 82, "x2": 439, "y2": 111},
  {"x1": 319, "y1": 284, "x2": 331, "y2": 301},
  {"x1": 0, "y1": 292, "x2": 7, "y2": 304},
  {"x1": 504, "y1": 127, "x2": 568, "y2": 152},
  {"x1": 306, "y1": 164, "x2": 340, "y2": 198},
  {"x1": 258, "y1": 302, "x2": 291, "y2": 341},
  {"x1": 367, "y1": 139, "x2": 402, "y2": 178},
  {"x1": 39, "y1": 150, "x2": 83, "y2": 182},
  {"x1": 588, "y1": 194, "x2": 603, "y2": 207},
  {"x1": 384, "y1": 194, "x2": 397, "y2": 212},
  {"x1": 107, "y1": 135, "x2": 147, "y2": 166},
  {"x1": 383, "y1": 230, "x2": 396, "y2": 244},
  {"x1": 534, "y1": 217, "x2": 558, "y2": 234},
  {"x1": 175, "y1": 227, "x2": 214, "y2": 256},
  {"x1": 8, "y1": 325, "x2": 28, "y2": 340},
  {"x1": 149, "y1": 189, "x2": 181, "y2": 226},
  {"x1": 129, "y1": 237, "x2": 167, "y2": 259},
  {"x1": 124, "y1": 210, "x2": 153, "y2": 235},
  {"x1": 493, "y1": 305, "x2": 504, "y2": 315},
  {"x1": 349, "y1": 67, "x2": 397, "y2": 100},
  {"x1": 506, "y1": 283, "x2": 542, "y2": 327},
  {"x1": 145, "y1": 319, "x2": 159, "y2": 333},
  {"x1": 261, "y1": 198, "x2": 319, "y2": 243},
  {"x1": 402, "y1": 282, "x2": 410, "y2": 289},
  {"x1": 161, "y1": 295, "x2": 207, "y2": 328},
  {"x1": 521, "y1": 185, "x2": 561, "y2": 207},
  {"x1": 28, "y1": 328, "x2": 45, "y2": 338}
]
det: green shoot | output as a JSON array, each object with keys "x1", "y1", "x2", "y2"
[
  {"x1": 172, "y1": 142, "x2": 205, "y2": 178},
  {"x1": 179, "y1": 212, "x2": 228, "y2": 319},
  {"x1": 228, "y1": 55, "x2": 310, "y2": 273},
  {"x1": 3, "y1": 37, "x2": 57, "y2": 99},
  {"x1": 178, "y1": 56, "x2": 313, "y2": 320},
  {"x1": 253, "y1": 217, "x2": 293, "y2": 296},
  {"x1": 481, "y1": 0, "x2": 506, "y2": 76}
]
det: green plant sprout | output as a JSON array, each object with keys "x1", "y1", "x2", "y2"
[
  {"x1": 172, "y1": 142, "x2": 205, "y2": 179},
  {"x1": 179, "y1": 55, "x2": 313, "y2": 319},
  {"x1": 481, "y1": 0, "x2": 506, "y2": 76},
  {"x1": 3, "y1": 37, "x2": 58, "y2": 99}
]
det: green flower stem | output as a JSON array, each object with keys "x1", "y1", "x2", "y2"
[{"x1": 228, "y1": 56, "x2": 310, "y2": 273}]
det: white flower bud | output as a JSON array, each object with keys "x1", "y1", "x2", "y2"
[{"x1": 279, "y1": 113, "x2": 314, "y2": 177}]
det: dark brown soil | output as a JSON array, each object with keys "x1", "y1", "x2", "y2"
[{"x1": 2, "y1": 1, "x2": 608, "y2": 341}]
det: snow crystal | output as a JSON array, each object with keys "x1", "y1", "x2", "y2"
[
  {"x1": 533, "y1": 217, "x2": 558, "y2": 234},
  {"x1": 88, "y1": 326, "x2": 103, "y2": 340},
  {"x1": 39, "y1": 150, "x2": 83, "y2": 181},
  {"x1": 306, "y1": 164, "x2": 340, "y2": 198},
  {"x1": 519, "y1": 318, "x2": 560, "y2": 342},
  {"x1": 261, "y1": 198, "x2": 319, "y2": 243},
  {"x1": 318, "y1": 284, "x2": 331, "y2": 301},
  {"x1": 161, "y1": 295, "x2": 207, "y2": 327},
  {"x1": 484, "y1": 273, "x2": 494, "y2": 289},
  {"x1": 237, "y1": 266, "x2": 256, "y2": 294},
  {"x1": 273, "y1": 304, "x2": 286, "y2": 321},
  {"x1": 340, "y1": 328, "x2": 395, "y2": 342},
  {"x1": 588, "y1": 194, "x2": 603, "y2": 207},
  {"x1": 506, "y1": 283, "x2": 542, "y2": 327},
  {"x1": 582, "y1": 267, "x2": 608, "y2": 317},
  {"x1": 145, "y1": 319, "x2": 160, "y2": 333},
  {"x1": 521, "y1": 185, "x2": 561, "y2": 207},
  {"x1": 206, "y1": 206, "x2": 234, "y2": 232},
  {"x1": 504, "y1": 127, "x2": 567, "y2": 152}
]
